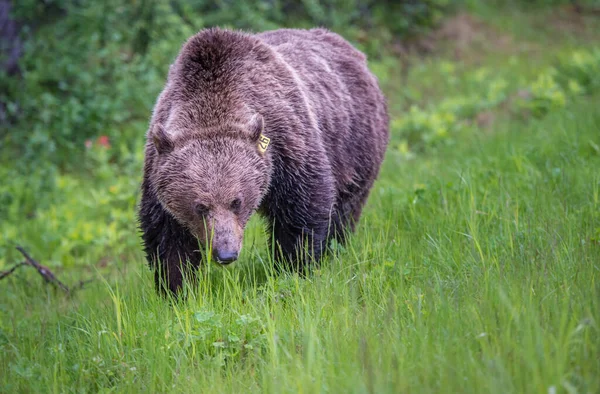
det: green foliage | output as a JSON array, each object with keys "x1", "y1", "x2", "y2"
[
  {"x1": 391, "y1": 46, "x2": 600, "y2": 153},
  {"x1": 0, "y1": 134, "x2": 142, "y2": 268},
  {"x1": 1, "y1": 0, "x2": 453, "y2": 167},
  {"x1": 1, "y1": 1, "x2": 192, "y2": 166},
  {"x1": 372, "y1": 0, "x2": 450, "y2": 36},
  {"x1": 392, "y1": 106, "x2": 458, "y2": 152},
  {"x1": 519, "y1": 69, "x2": 567, "y2": 117},
  {"x1": 555, "y1": 48, "x2": 600, "y2": 94},
  {"x1": 516, "y1": 49, "x2": 600, "y2": 117},
  {"x1": 174, "y1": 309, "x2": 267, "y2": 364}
]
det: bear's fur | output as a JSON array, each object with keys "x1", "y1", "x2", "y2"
[{"x1": 139, "y1": 28, "x2": 389, "y2": 295}]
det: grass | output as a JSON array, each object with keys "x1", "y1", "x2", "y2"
[
  {"x1": 2, "y1": 6, "x2": 600, "y2": 393},
  {"x1": 2, "y1": 94, "x2": 599, "y2": 393}
]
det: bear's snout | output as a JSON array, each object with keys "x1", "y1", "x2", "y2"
[
  {"x1": 213, "y1": 248, "x2": 238, "y2": 264},
  {"x1": 206, "y1": 210, "x2": 243, "y2": 265}
]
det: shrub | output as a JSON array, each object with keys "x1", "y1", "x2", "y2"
[
  {"x1": 391, "y1": 106, "x2": 458, "y2": 152},
  {"x1": 1, "y1": 0, "x2": 454, "y2": 167},
  {"x1": 393, "y1": 46, "x2": 600, "y2": 153},
  {"x1": 555, "y1": 49, "x2": 600, "y2": 94},
  {"x1": 518, "y1": 69, "x2": 567, "y2": 117}
]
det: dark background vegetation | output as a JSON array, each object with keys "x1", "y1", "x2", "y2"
[
  {"x1": 1, "y1": 0, "x2": 451, "y2": 166},
  {"x1": 2, "y1": 0, "x2": 597, "y2": 166}
]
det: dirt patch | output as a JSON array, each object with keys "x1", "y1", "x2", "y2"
[
  {"x1": 543, "y1": 4, "x2": 600, "y2": 39},
  {"x1": 391, "y1": 5, "x2": 600, "y2": 64},
  {"x1": 475, "y1": 110, "x2": 496, "y2": 129},
  {"x1": 432, "y1": 13, "x2": 514, "y2": 60},
  {"x1": 390, "y1": 12, "x2": 515, "y2": 62}
]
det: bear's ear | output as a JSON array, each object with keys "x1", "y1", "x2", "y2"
[
  {"x1": 152, "y1": 124, "x2": 173, "y2": 155},
  {"x1": 247, "y1": 114, "x2": 264, "y2": 142}
]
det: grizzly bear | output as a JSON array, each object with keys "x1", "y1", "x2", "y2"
[{"x1": 139, "y1": 28, "x2": 389, "y2": 295}]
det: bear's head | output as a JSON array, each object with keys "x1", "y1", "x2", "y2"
[{"x1": 150, "y1": 114, "x2": 271, "y2": 264}]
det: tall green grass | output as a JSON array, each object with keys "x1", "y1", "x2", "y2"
[{"x1": 1, "y1": 94, "x2": 598, "y2": 393}]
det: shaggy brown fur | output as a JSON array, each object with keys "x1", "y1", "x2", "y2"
[{"x1": 139, "y1": 28, "x2": 389, "y2": 295}]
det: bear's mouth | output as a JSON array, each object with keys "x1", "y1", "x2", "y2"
[
  {"x1": 213, "y1": 250, "x2": 238, "y2": 265},
  {"x1": 216, "y1": 260, "x2": 235, "y2": 266}
]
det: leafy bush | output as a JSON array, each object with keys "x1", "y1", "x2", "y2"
[
  {"x1": 515, "y1": 49, "x2": 600, "y2": 118},
  {"x1": 555, "y1": 49, "x2": 600, "y2": 94},
  {"x1": 1, "y1": 1, "x2": 193, "y2": 167},
  {"x1": 0, "y1": 136, "x2": 141, "y2": 269},
  {"x1": 1, "y1": 0, "x2": 453, "y2": 168},
  {"x1": 392, "y1": 106, "x2": 458, "y2": 152},
  {"x1": 371, "y1": 0, "x2": 450, "y2": 36},
  {"x1": 392, "y1": 46, "x2": 600, "y2": 153},
  {"x1": 519, "y1": 69, "x2": 567, "y2": 117}
]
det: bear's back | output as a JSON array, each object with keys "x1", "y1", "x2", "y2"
[
  {"x1": 258, "y1": 28, "x2": 366, "y2": 63},
  {"x1": 257, "y1": 28, "x2": 388, "y2": 190}
]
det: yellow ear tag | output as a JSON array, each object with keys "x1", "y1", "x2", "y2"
[{"x1": 258, "y1": 134, "x2": 270, "y2": 154}]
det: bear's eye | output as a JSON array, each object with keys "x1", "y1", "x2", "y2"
[
  {"x1": 230, "y1": 198, "x2": 242, "y2": 212},
  {"x1": 195, "y1": 203, "x2": 209, "y2": 216}
]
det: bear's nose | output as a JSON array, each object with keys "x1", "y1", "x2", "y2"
[{"x1": 214, "y1": 249, "x2": 238, "y2": 264}]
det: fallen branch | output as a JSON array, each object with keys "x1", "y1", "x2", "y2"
[
  {"x1": 0, "y1": 261, "x2": 25, "y2": 280},
  {"x1": 16, "y1": 246, "x2": 70, "y2": 291},
  {"x1": 0, "y1": 246, "x2": 93, "y2": 294}
]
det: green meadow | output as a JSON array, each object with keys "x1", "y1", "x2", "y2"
[{"x1": 1, "y1": 2, "x2": 599, "y2": 393}]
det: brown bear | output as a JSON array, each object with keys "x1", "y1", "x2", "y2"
[{"x1": 139, "y1": 27, "x2": 389, "y2": 295}]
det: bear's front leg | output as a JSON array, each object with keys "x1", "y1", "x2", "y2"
[
  {"x1": 150, "y1": 233, "x2": 200, "y2": 297},
  {"x1": 264, "y1": 167, "x2": 336, "y2": 273},
  {"x1": 139, "y1": 183, "x2": 201, "y2": 296},
  {"x1": 271, "y1": 220, "x2": 329, "y2": 273}
]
